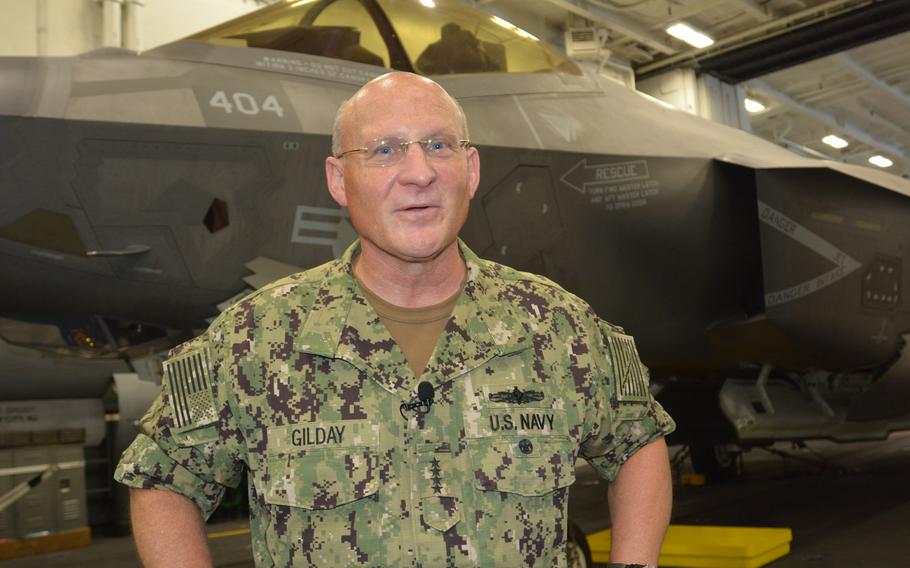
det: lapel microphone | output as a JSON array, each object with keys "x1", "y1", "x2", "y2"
[{"x1": 400, "y1": 381, "x2": 435, "y2": 419}]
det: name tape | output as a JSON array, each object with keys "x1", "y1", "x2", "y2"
[
  {"x1": 479, "y1": 409, "x2": 566, "y2": 437},
  {"x1": 267, "y1": 419, "x2": 377, "y2": 454}
]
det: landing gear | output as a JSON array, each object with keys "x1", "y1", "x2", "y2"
[
  {"x1": 566, "y1": 522, "x2": 593, "y2": 568},
  {"x1": 690, "y1": 444, "x2": 743, "y2": 482}
]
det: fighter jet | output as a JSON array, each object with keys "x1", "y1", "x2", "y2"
[{"x1": 3, "y1": 0, "x2": 910, "y2": 472}]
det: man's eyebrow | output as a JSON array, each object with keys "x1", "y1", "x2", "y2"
[
  {"x1": 365, "y1": 129, "x2": 458, "y2": 142},
  {"x1": 414, "y1": 130, "x2": 459, "y2": 140},
  {"x1": 368, "y1": 133, "x2": 408, "y2": 141}
]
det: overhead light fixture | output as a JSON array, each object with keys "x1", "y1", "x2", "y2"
[
  {"x1": 291, "y1": 0, "x2": 319, "y2": 7},
  {"x1": 419, "y1": 0, "x2": 436, "y2": 7},
  {"x1": 490, "y1": 15, "x2": 539, "y2": 41},
  {"x1": 822, "y1": 134, "x2": 848, "y2": 149},
  {"x1": 491, "y1": 16, "x2": 515, "y2": 30},
  {"x1": 869, "y1": 155, "x2": 893, "y2": 168},
  {"x1": 743, "y1": 98, "x2": 765, "y2": 113},
  {"x1": 666, "y1": 23, "x2": 714, "y2": 49}
]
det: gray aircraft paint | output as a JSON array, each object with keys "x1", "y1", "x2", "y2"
[{"x1": 758, "y1": 201, "x2": 862, "y2": 307}]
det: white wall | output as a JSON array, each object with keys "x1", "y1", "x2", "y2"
[
  {"x1": 141, "y1": 0, "x2": 270, "y2": 52},
  {"x1": 637, "y1": 69, "x2": 700, "y2": 116},
  {"x1": 0, "y1": 0, "x2": 272, "y2": 57},
  {"x1": 637, "y1": 68, "x2": 751, "y2": 132}
]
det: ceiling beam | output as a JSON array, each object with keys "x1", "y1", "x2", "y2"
[
  {"x1": 636, "y1": 0, "x2": 881, "y2": 78},
  {"x1": 541, "y1": 0, "x2": 676, "y2": 55},
  {"x1": 837, "y1": 54, "x2": 910, "y2": 115},
  {"x1": 729, "y1": 0, "x2": 773, "y2": 22},
  {"x1": 749, "y1": 79, "x2": 910, "y2": 161},
  {"x1": 695, "y1": 0, "x2": 910, "y2": 82},
  {"x1": 655, "y1": 0, "x2": 734, "y2": 29},
  {"x1": 606, "y1": 0, "x2": 726, "y2": 54},
  {"x1": 847, "y1": 98, "x2": 910, "y2": 138}
]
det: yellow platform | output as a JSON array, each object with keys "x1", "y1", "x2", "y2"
[
  {"x1": 588, "y1": 525, "x2": 792, "y2": 568},
  {"x1": 0, "y1": 527, "x2": 92, "y2": 561}
]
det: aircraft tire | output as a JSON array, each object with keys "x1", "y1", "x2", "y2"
[
  {"x1": 690, "y1": 444, "x2": 741, "y2": 482},
  {"x1": 566, "y1": 522, "x2": 592, "y2": 568}
]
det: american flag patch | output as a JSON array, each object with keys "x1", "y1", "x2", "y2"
[
  {"x1": 607, "y1": 334, "x2": 650, "y2": 403},
  {"x1": 164, "y1": 346, "x2": 217, "y2": 431}
]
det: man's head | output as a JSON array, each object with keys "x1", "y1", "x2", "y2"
[
  {"x1": 330, "y1": 72, "x2": 470, "y2": 158},
  {"x1": 325, "y1": 72, "x2": 480, "y2": 265}
]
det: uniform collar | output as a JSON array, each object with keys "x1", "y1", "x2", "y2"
[{"x1": 297, "y1": 239, "x2": 532, "y2": 394}]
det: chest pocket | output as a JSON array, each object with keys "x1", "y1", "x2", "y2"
[
  {"x1": 467, "y1": 434, "x2": 576, "y2": 496},
  {"x1": 468, "y1": 381, "x2": 577, "y2": 495},
  {"x1": 265, "y1": 420, "x2": 380, "y2": 509}
]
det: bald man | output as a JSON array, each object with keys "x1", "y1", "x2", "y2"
[{"x1": 116, "y1": 72, "x2": 674, "y2": 568}]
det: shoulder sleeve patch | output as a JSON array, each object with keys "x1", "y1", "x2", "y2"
[
  {"x1": 605, "y1": 332, "x2": 650, "y2": 403},
  {"x1": 163, "y1": 343, "x2": 218, "y2": 433}
]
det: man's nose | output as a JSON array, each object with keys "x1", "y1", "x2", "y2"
[{"x1": 397, "y1": 143, "x2": 437, "y2": 186}]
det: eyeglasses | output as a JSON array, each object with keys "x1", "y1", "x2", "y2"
[{"x1": 335, "y1": 134, "x2": 470, "y2": 167}]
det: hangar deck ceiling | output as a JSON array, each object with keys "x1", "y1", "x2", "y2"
[{"x1": 470, "y1": 0, "x2": 910, "y2": 177}]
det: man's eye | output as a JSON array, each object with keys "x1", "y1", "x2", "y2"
[
  {"x1": 428, "y1": 140, "x2": 449, "y2": 152},
  {"x1": 373, "y1": 144, "x2": 395, "y2": 156}
]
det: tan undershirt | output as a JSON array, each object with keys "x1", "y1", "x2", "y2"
[{"x1": 356, "y1": 277, "x2": 462, "y2": 379}]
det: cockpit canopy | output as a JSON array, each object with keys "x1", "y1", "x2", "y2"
[{"x1": 189, "y1": 0, "x2": 581, "y2": 76}]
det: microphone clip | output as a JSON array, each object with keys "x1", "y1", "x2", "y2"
[
  {"x1": 400, "y1": 381, "x2": 436, "y2": 419},
  {"x1": 399, "y1": 398, "x2": 432, "y2": 418}
]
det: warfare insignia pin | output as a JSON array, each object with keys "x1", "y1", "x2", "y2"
[
  {"x1": 488, "y1": 386, "x2": 545, "y2": 405},
  {"x1": 164, "y1": 345, "x2": 217, "y2": 432}
]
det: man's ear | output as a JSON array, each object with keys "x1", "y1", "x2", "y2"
[
  {"x1": 325, "y1": 156, "x2": 348, "y2": 207},
  {"x1": 466, "y1": 146, "x2": 480, "y2": 200}
]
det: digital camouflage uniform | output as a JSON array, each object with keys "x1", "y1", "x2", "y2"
[{"x1": 115, "y1": 240, "x2": 675, "y2": 567}]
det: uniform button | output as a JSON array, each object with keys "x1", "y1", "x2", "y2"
[{"x1": 518, "y1": 438, "x2": 533, "y2": 455}]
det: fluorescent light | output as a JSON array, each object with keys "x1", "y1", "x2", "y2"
[
  {"x1": 491, "y1": 16, "x2": 515, "y2": 30},
  {"x1": 419, "y1": 0, "x2": 435, "y2": 7},
  {"x1": 744, "y1": 98, "x2": 765, "y2": 113},
  {"x1": 291, "y1": 0, "x2": 318, "y2": 7},
  {"x1": 822, "y1": 134, "x2": 848, "y2": 149},
  {"x1": 666, "y1": 23, "x2": 714, "y2": 49},
  {"x1": 490, "y1": 15, "x2": 538, "y2": 41},
  {"x1": 869, "y1": 155, "x2": 893, "y2": 168}
]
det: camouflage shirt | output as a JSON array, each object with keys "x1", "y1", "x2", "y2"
[{"x1": 115, "y1": 240, "x2": 674, "y2": 567}]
